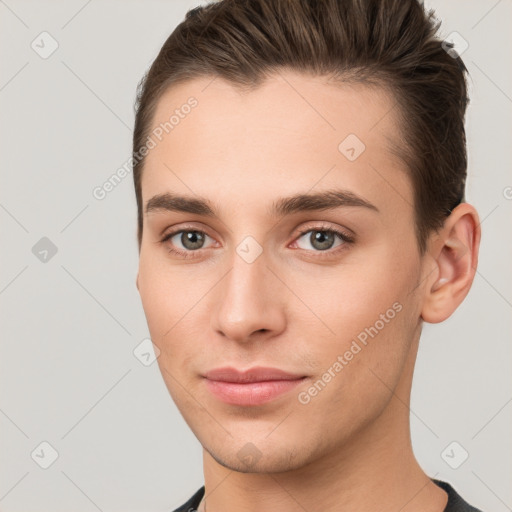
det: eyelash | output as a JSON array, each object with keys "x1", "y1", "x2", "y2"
[{"x1": 160, "y1": 223, "x2": 355, "y2": 260}]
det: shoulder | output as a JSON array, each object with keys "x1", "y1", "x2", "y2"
[
  {"x1": 432, "y1": 478, "x2": 485, "y2": 512},
  {"x1": 171, "y1": 480, "x2": 486, "y2": 512},
  {"x1": 170, "y1": 486, "x2": 205, "y2": 512}
]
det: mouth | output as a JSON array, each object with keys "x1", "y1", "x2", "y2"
[{"x1": 202, "y1": 366, "x2": 308, "y2": 406}]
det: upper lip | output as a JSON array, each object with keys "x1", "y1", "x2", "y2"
[{"x1": 203, "y1": 366, "x2": 306, "y2": 383}]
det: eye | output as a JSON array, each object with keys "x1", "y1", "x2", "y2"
[
  {"x1": 161, "y1": 228, "x2": 216, "y2": 258},
  {"x1": 159, "y1": 224, "x2": 354, "y2": 260},
  {"x1": 293, "y1": 226, "x2": 353, "y2": 252}
]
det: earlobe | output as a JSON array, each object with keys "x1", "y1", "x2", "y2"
[{"x1": 421, "y1": 203, "x2": 481, "y2": 324}]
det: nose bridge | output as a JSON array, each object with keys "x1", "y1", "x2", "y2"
[{"x1": 211, "y1": 236, "x2": 285, "y2": 342}]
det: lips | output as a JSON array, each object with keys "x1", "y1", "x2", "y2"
[
  {"x1": 203, "y1": 366, "x2": 307, "y2": 406},
  {"x1": 203, "y1": 366, "x2": 305, "y2": 383}
]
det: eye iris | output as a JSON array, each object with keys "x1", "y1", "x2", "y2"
[
  {"x1": 310, "y1": 231, "x2": 335, "y2": 251},
  {"x1": 182, "y1": 231, "x2": 204, "y2": 250}
]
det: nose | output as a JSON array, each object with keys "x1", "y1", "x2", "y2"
[{"x1": 210, "y1": 247, "x2": 286, "y2": 344}]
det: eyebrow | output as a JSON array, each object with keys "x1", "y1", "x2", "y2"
[{"x1": 145, "y1": 189, "x2": 379, "y2": 218}]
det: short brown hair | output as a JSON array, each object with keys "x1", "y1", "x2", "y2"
[{"x1": 132, "y1": 0, "x2": 469, "y2": 254}]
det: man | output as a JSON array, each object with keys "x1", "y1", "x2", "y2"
[{"x1": 133, "y1": 0, "x2": 484, "y2": 510}]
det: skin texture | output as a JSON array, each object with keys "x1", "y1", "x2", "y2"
[{"x1": 136, "y1": 70, "x2": 480, "y2": 512}]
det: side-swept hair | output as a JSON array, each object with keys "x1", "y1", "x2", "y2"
[{"x1": 133, "y1": 0, "x2": 469, "y2": 254}]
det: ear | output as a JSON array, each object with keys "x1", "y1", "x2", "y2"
[{"x1": 421, "y1": 203, "x2": 481, "y2": 323}]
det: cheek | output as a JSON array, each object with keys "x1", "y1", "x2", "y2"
[
  {"x1": 138, "y1": 247, "x2": 192, "y2": 324},
  {"x1": 137, "y1": 252, "x2": 214, "y2": 373},
  {"x1": 137, "y1": 254, "x2": 187, "y2": 352},
  {"x1": 292, "y1": 251, "x2": 414, "y2": 340},
  {"x1": 138, "y1": 259, "x2": 204, "y2": 404},
  {"x1": 288, "y1": 246, "x2": 419, "y2": 385}
]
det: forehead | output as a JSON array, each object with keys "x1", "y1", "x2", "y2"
[{"x1": 141, "y1": 70, "x2": 411, "y2": 217}]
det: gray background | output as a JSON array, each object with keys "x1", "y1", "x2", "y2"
[{"x1": 0, "y1": 0, "x2": 511, "y2": 511}]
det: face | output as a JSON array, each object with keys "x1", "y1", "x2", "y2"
[{"x1": 137, "y1": 71, "x2": 428, "y2": 473}]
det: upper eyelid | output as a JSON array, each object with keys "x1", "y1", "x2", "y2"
[
  {"x1": 162, "y1": 221, "x2": 347, "y2": 236},
  {"x1": 296, "y1": 221, "x2": 353, "y2": 236},
  {"x1": 162, "y1": 224, "x2": 215, "y2": 242}
]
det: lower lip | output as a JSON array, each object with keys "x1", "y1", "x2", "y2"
[{"x1": 204, "y1": 378, "x2": 306, "y2": 406}]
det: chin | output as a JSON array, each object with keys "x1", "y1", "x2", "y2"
[
  {"x1": 203, "y1": 434, "x2": 318, "y2": 474},
  {"x1": 208, "y1": 447, "x2": 308, "y2": 474}
]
